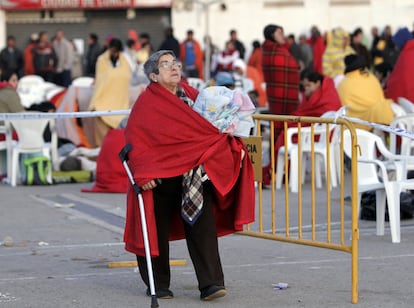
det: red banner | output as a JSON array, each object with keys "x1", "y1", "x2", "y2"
[{"x1": 0, "y1": 0, "x2": 171, "y2": 10}]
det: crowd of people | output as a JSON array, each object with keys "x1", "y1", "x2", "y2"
[
  {"x1": 2, "y1": 21, "x2": 414, "y2": 303},
  {"x1": 1, "y1": 23, "x2": 413, "y2": 167}
]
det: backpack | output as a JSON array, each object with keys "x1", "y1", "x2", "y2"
[
  {"x1": 23, "y1": 156, "x2": 51, "y2": 185},
  {"x1": 360, "y1": 191, "x2": 414, "y2": 221}
]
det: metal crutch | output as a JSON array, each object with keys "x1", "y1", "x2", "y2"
[{"x1": 119, "y1": 144, "x2": 159, "y2": 308}]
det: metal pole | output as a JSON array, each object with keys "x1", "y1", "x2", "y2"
[
  {"x1": 193, "y1": 0, "x2": 221, "y2": 82},
  {"x1": 204, "y1": 3, "x2": 211, "y2": 82}
]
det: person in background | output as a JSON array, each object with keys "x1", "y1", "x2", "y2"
[
  {"x1": 322, "y1": 27, "x2": 355, "y2": 80},
  {"x1": 287, "y1": 34, "x2": 305, "y2": 71},
  {"x1": 308, "y1": 25, "x2": 326, "y2": 74},
  {"x1": 0, "y1": 69, "x2": 24, "y2": 179},
  {"x1": 125, "y1": 39, "x2": 138, "y2": 65},
  {"x1": 298, "y1": 34, "x2": 313, "y2": 71},
  {"x1": 274, "y1": 70, "x2": 342, "y2": 153},
  {"x1": 370, "y1": 26, "x2": 380, "y2": 53},
  {"x1": 53, "y1": 30, "x2": 74, "y2": 87},
  {"x1": 350, "y1": 27, "x2": 371, "y2": 69},
  {"x1": 180, "y1": 30, "x2": 204, "y2": 79},
  {"x1": 127, "y1": 29, "x2": 141, "y2": 51},
  {"x1": 262, "y1": 24, "x2": 299, "y2": 120},
  {"x1": 88, "y1": 38, "x2": 132, "y2": 147},
  {"x1": 203, "y1": 35, "x2": 220, "y2": 79},
  {"x1": 0, "y1": 35, "x2": 24, "y2": 78},
  {"x1": 123, "y1": 49, "x2": 255, "y2": 301},
  {"x1": 100, "y1": 34, "x2": 113, "y2": 55},
  {"x1": 372, "y1": 25, "x2": 398, "y2": 68},
  {"x1": 214, "y1": 71, "x2": 235, "y2": 89},
  {"x1": 138, "y1": 33, "x2": 153, "y2": 53},
  {"x1": 23, "y1": 33, "x2": 39, "y2": 76},
  {"x1": 216, "y1": 41, "x2": 239, "y2": 72},
  {"x1": 229, "y1": 29, "x2": 246, "y2": 59},
  {"x1": 85, "y1": 33, "x2": 101, "y2": 77},
  {"x1": 0, "y1": 70, "x2": 25, "y2": 122},
  {"x1": 70, "y1": 40, "x2": 83, "y2": 80},
  {"x1": 385, "y1": 27, "x2": 414, "y2": 104},
  {"x1": 373, "y1": 61, "x2": 392, "y2": 90},
  {"x1": 32, "y1": 31, "x2": 57, "y2": 82},
  {"x1": 231, "y1": 58, "x2": 254, "y2": 94},
  {"x1": 233, "y1": 58, "x2": 267, "y2": 107},
  {"x1": 136, "y1": 42, "x2": 151, "y2": 65},
  {"x1": 337, "y1": 54, "x2": 394, "y2": 131},
  {"x1": 261, "y1": 24, "x2": 300, "y2": 185},
  {"x1": 158, "y1": 27, "x2": 180, "y2": 58},
  {"x1": 247, "y1": 40, "x2": 264, "y2": 79}
]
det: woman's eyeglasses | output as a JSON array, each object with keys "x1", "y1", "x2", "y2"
[{"x1": 158, "y1": 61, "x2": 182, "y2": 70}]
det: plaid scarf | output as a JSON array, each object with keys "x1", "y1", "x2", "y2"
[{"x1": 177, "y1": 85, "x2": 204, "y2": 225}]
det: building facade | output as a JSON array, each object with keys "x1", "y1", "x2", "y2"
[
  {"x1": 0, "y1": 0, "x2": 173, "y2": 53},
  {"x1": 1, "y1": 0, "x2": 414, "y2": 59},
  {"x1": 172, "y1": 0, "x2": 414, "y2": 58}
]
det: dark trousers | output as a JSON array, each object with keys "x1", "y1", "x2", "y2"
[{"x1": 136, "y1": 176, "x2": 224, "y2": 291}]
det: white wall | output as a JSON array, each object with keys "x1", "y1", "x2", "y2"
[
  {"x1": 0, "y1": 10, "x2": 6, "y2": 49},
  {"x1": 172, "y1": 0, "x2": 414, "y2": 58}
]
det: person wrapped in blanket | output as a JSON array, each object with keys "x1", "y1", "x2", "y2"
[{"x1": 123, "y1": 50, "x2": 255, "y2": 301}]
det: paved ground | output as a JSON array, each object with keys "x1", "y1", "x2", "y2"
[{"x1": 1, "y1": 181, "x2": 414, "y2": 308}]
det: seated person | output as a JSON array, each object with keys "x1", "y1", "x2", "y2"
[
  {"x1": 337, "y1": 54, "x2": 394, "y2": 131},
  {"x1": 0, "y1": 69, "x2": 25, "y2": 127},
  {"x1": 385, "y1": 27, "x2": 414, "y2": 103},
  {"x1": 263, "y1": 70, "x2": 342, "y2": 184}
]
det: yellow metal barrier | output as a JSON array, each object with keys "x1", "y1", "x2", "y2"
[{"x1": 240, "y1": 114, "x2": 359, "y2": 304}]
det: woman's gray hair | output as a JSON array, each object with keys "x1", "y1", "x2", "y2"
[{"x1": 144, "y1": 50, "x2": 176, "y2": 80}]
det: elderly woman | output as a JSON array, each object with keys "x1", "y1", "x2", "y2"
[{"x1": 123, "y1": 50, "x2": 255, "y2": 301}]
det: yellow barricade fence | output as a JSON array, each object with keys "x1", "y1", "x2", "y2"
[{"x1": 240, "y1": 114, "x2": 360, "y2": 304}]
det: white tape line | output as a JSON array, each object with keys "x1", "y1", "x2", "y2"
[
  {"x1": 341, "y1": 115, "x2": 414, "y2": 140},
  {"x1": 0, "y1": 110, "x2": 131, "y2": 121}
]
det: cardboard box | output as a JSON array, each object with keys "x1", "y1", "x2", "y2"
[{"x1": 242, "y1": 136, "x2": 262, "y2": 182}]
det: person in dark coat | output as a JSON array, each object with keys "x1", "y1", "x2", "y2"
[
  {"x1": 32, "y1": 31, "x2": 57, "y2": 82},
  {"x1": 158, "y1": 27, "x2": 180, "y2": 58},
  {"x1": 350, "y1": 27, "x2": 371, "y2": 69},
  {"x1": 84, "y1": 33, "x2": 101, "y2": 77},
  {"x1": 0, "y1": 35, "x2": 24, "y2": 78}
]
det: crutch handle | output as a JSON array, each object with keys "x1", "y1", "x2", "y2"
[{"x1": 119, "y1": 143, "x2": 132, "y2": 162}]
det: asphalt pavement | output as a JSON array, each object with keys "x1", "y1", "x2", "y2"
[{"x1": 1, "y1": 181, "x2": 414, "y2": 308}]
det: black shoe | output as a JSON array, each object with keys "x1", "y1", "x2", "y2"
[
  {"x1": 146, "y1": 288, "x2": 174, "y2": 299},
  {"x1": 200, "y1": 285, "x2": 227, "y2": 301}
]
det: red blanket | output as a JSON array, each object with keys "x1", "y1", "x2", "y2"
[
  {"x1": 275, "y1": 76, "x2": 341, "y2": 153},
  {"x1": 385, "y1": 40, "x2": 414, "y2": 103},
  {"x1": 82, "y1": 129, "x2": 128, "y2": 193},
  {"x1": 123, "y1": 81, "x2": 255, "y2": 256},
  {"x1": 262, "y1": 39, "x2": 300, "y2": 116}
]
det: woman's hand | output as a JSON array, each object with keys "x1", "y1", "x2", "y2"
[{"x1": 141, "y1": 180, "x2": 158, "y2": 191}]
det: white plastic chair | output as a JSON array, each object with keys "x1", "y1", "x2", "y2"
[
  {"x1": 275, "y1": 126, "x2": 301, "y2": 192},
  {"x1": 0, "y1": 121, "x2": 12, "y2": 178},
  {"x1": 300, "y1": 111, "x2": 339, "y2": 190},
  {"x1": 8, "y1": 115, "x2": 58, "y2": 186},
  {"x1": 343, "y1": 128, "x2": 414, "y2": 243},
  {"x1": 186, "y1": 77, "x2": 205, "y2": 90},
  {"x1": 71, "y1": 77, "x2": 94, "y2": 88},
  {"x1": 397, "y1": 97, "x2": 414, "y2": 113},
  {"x1": 390, "y1": 102, "x2": 407, "y2": 117},
  {"x1": 276, "y1": 111, "x2": 339, "y2": 193},
  {"x1": 17, "y1": 75, "x2": 46, "y2": 108},
  {"x1": 389, "y1": 114, "x2": 414, "y2": 155}
]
